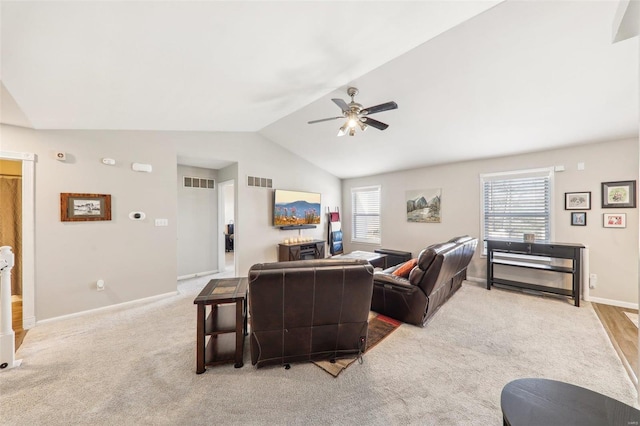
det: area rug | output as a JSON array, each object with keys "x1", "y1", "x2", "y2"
[
  {"x1": 313, "y1": 312, "x2": 401, "y2": 377},
  {"x1": 624, "y1": 311, "x2": 639, "y2": 328}
]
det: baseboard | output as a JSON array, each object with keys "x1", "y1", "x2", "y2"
[
  {"x1": 466, "y1": 276, "x2": 485, "y2": 285},
  {"x1": 177, "y1": 270, "x2": 219, "y2": 281},
  {"x1": 587, "y1": 296, "x2": 638, "y2": 310},
  {"x1": 37, "y1": 291, "x2": 178, "y2": 325},
  {"x1": 466, "y1": 276, "x2": 616, "y2": 305},
  {"x1": 23, "y1": 316, "x2": 36, "y2": 330}
]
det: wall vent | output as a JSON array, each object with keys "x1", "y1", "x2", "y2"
[
  {"x1": 247, "y1": 176, "x2": 272, "y2": 188},
  {"x1": 184, "y1": 176, "x2": 215, "y2": 189}
]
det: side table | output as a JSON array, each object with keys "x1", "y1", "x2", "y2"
[
  {"x1": 194, "y1": 277, "x2": 248, "y2": 374},
  {"x1": 333, "y1": 251, "x2": 388, "y2": 269},
  {"x1": 501, "y1": 378, "x2": 640, "y2": 425}
]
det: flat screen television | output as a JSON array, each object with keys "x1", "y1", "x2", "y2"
[{"x1": 273, "y1": 189, "x2": 321, "y2": 227}]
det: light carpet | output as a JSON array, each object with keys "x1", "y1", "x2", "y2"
[{"x1": 2, "y1": 282, "x2": 636, "y2": 425}]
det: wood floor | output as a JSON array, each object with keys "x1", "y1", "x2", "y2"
[
  {"x1": 12, "y1": 295, "x2": 27, "y2": 351},
  {"x1": 593, "y1": 302, "x2": 638, "y2": 386}
]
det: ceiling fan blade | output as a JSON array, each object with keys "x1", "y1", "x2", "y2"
[
  {"x1": 332, "y1": 98, "x2": 350, "y2": 113},
  {"x1": 308, "y1": 116, "x2": 343, "y2": 124},
  {"x1": 362, "y1": 101, "x2": 398, "y2": 115},
  {"x1": 361, "y1": 117, "x2": 389, "y2": 131}
]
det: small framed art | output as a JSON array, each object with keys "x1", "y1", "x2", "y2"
[
  {"x1": 601, "y1": 180, "x2": 636, "y2": 208},
  {"x1": 570, "y1": 212, "x2": 586, "y2": 226},
  {"x1": 60, "y1": 193, "x2": 112, "y2": 222},
  {"x1": 603, "y1": 213, "x2": 626, "y2": 228},
  {"x1": 565, "y1": 192, "x2": 591, "y2": 210}
]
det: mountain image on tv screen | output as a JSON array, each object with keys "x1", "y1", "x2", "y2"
[{"x1": 274, "y1": 190, "x2": 321, "y2": 226}]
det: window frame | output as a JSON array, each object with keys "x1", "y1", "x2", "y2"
[
  {"x1": 351, "y1": 185, "x2": 382, "y2": 245},
  {"x1": 480, "y1": 167, "x2": 554, "y2": 255}
]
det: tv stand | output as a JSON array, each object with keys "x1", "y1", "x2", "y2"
[{"x1": 278, "y1": 240, "x2": 325, "y2": 261}]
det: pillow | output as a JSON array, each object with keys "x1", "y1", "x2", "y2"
[{"x1": 392, "y1": 258, "x2": 418, "y2": 278}]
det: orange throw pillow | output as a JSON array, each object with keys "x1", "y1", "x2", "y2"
[{"x1": 392, "y1": 258, "x2": 418, "y2": 278}]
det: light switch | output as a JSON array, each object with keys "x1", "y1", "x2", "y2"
[{"x1": 155, "y1": 218, "x2": 169, "y2": 227}]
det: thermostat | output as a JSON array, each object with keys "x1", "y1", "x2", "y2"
[{"x1": 129, "y1": 212, "x2": 146, "y2": 221}]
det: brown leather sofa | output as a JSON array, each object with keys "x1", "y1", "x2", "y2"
[
  {"x1": 370, "y1": 236, "x2": 478, "y2": 327},
  {"x1": 248, "y1": 258, "x2": 374, "y2": 368}
]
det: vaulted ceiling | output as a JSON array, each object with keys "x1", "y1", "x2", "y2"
[{"x1": 1, "y1": 1, "x2": 637, "y2": 178}]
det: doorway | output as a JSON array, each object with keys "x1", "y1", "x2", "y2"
[
  {"x1": 219, "y1": 179, "x2": 235, "y2": 276},
  {"x1": 0, "y1": 151, "x2": 35, "y2": 336}
]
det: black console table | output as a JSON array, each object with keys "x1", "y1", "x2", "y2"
[{"x1": 486, "y1": 239, "x2": 584, "y2": 307}]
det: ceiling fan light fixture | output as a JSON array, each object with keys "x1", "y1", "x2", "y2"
[
  {"x1": 309, "y1": 87, "x2": 397, "y2": 137},
  {"x1": 338, "y1": 122, "x2": 349, "y2": 137}
]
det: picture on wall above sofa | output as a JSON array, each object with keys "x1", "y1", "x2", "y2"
[
  {"x1": 273, "y1": 189, "x2": 321, "y2": 226},
  {"x1": 406, "y1": 188, "x2": 441, "y2": 223}
]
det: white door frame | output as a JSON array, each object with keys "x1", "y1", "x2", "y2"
[
  {"x1": 0, "y1": 151, "x2": 36, "y2": 329},
  {"x1": 218, "y1": 179, "x2": 235, "y2": 275}
]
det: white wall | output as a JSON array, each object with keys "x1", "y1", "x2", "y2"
[
  {"x1": 176, "y1": 165, "x2": 218, "y2": 277},
  {"x1": 1, "y1": 126, "x2": 179, "y2": 319},
  {"x1": 171, "y1": 132, "x2": 342, "y2": 275},
  {"x1": 342, "y1": 138, "x2": 638, "y2": 306},
  {"x1": 2, "y1": 125, "x2": 341, "y2": 320}
]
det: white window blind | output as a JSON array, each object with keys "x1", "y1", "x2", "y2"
[
  {"x1": 351, "y1": 185, "x2": 381, "y2": 244},
  {"x1": 481, "y1": 168, "x2": 553, "y2": 248}
]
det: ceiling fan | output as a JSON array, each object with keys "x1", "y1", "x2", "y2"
[{"x1": 308, "y1": 87, "x2": 398, "y2": 136}]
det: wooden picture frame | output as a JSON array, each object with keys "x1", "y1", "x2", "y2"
[
  {"x1": 565, "y1": 192, "x2": 591, "y2": 210},
  {"x1": 603, "y1": 213, "x2": 626, "y2": 228},
  {"x1": 61, "y1": 193, "x2": 112, "y2": 222},
  {"x1": 570, "y1": 212, "x2": 586, "y2": 226},
  {"x1": 601, "y1": 180, "x2": 636, "y2": 208}
]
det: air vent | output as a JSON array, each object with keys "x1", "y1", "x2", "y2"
[
  {"x1": 247, "y1": 176, "x2": 272, "y2": 188},
  {"x1": 184, "y1": 176, "x2": 215, "y2": 189}
]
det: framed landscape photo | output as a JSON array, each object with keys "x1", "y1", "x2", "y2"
[
  {"x1": 601, "y1": 180, "x2": 636, "y2": 208},
  {"x1": 571, "y1": 212, "x2": 587, "y2": 226},
  {"x1": 61, "y1": 193, "x2": 112, "y2": 222},
  {"x1": 565, "y1": 192, "x2": 591, "y2": 210},
  {"x1": 603, "y1": 213, "x2": 626, "y2": 228}
]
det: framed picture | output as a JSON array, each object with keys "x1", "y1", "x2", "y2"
[
  {"x1": 603, "y1": 213, "x2": 626, "y2": 228},
  {"x1": 61, "y1": 193, "x2": 112, "y2": 222},
  {"x1": 601, "y1": 180, "x2": 636, "y2": 208},
  {"x1": 565, "y1": 192, "x2": 591, "y2": 210},
  {"x1": 406, "y1": 188, "x2": 441, "y2": 223},
  {"x1": 571, "y1": 212, "x2": 587, "y2": 226}
]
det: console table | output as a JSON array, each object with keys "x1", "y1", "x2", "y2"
[
  {"x1": 194, "y1": 277, "x2": 248, "y2": 373},
  {"x1": 278, "y1": 240, "x2": 325, "y2": 261},
  {"x1": 486, "y1": 239, "x2": 584, "y2": 307}
]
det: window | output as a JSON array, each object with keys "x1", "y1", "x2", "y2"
[
  {"x1": 481, "y1": 168, "x2": 553, "y2": 252},
  {"x1": 351, "y1": 185, "x2": 381, "y2": 244}
]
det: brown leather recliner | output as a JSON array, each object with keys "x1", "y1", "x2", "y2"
[
  {"x1": 371, "y1": 236, "x2": 478, "y2": 327},
  {"x1": 248, "y1": 259, "x2": 374, "y2": 368}
]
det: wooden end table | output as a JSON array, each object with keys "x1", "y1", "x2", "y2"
[{"x1": 194, "y1": 277, "x2": 248, "y2": 374}]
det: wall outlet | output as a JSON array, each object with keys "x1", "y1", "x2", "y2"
[
  {"x1": 589, "y1": 273, "x2": 597, "y2": 289},
  {"x1": 97, "y1": 279, "x2": 105, "y2": 291}
]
